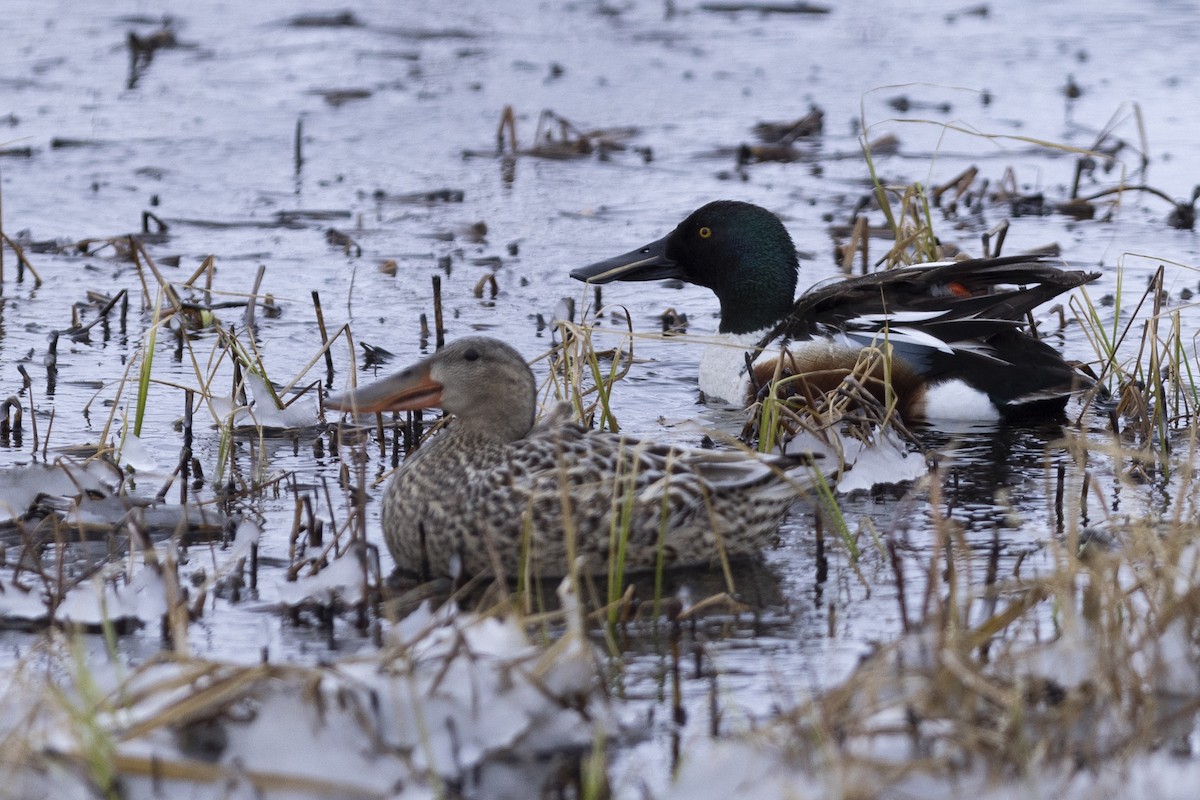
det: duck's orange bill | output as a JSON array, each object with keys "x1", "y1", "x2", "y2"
[{"x1": 326, "y1": 367, "x2": 444, "y2": 413}]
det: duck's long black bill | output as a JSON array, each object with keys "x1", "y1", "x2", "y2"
[{"x1": 569, "y1": 234, "x2": 683, "y2": 284}]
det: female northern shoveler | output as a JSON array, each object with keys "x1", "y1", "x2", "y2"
[
  {"x1": 571, "y1": 200, "x2": 1100, "y2": 421},
  {"x1": 325, "y1": 336, "x2": 809, "y2": 579}
]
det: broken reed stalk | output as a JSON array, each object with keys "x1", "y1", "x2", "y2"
[
  {"x1": 16, "y1": 365, "x2": 37, "y2": 458},
  {"x1": 815, "y1": 510, "x2": 827, "y2": 584},
  {"x1": 87, "y1": 289, "x2": 128, "y2": 333},
  {"x1": 1055, "y1": 461, "x2": 1066, "y2": 531},
  {"x1": 42, "y1": 406, "x2": 53, "y2": 460},
  {"x1": 432, "y1": 274, "x2": 445, "y2": 349},
  {"x1": 311, "y1": 291, "x2": 335, "y2": 385},
  {"x1": 0, "y1": 173, "x2": 36, "y2": 285},
  {"x1": 228, "y1": 329, "x2": 247, "y2": 407},
  {"x1": 128, "y1": 519, "x2": 189, "y2": 653},
  {"x1": 243, "y1": 264, "x2": 265, "y2": 330},
  {"x1": 668, "y1": 598, "x2": 684, "y2": 725},
  {"x1": 319, "y1": 474, "x2": 343, "y2": 552},
  {"x1": 294, "y1": 116, "x2": 304, "y2": 173},
  {"x1": 0, "y1": 396, "x2": 22, "y2": 446},
  {"x1": 181, "y1": 389, "x2": 193, "y2": 504},
  {"x1": 0, "y1": 231, "x2": 41, "y2": 285},
  {"x1": 179, "y1": 254, "x2": 218, "y2": 308},
  {"x1": 887, "y1": 533, "x2": 910, "y2": 634},
  {"x1": 130, "y1": 235, "x2": 182, "y2": 313}
]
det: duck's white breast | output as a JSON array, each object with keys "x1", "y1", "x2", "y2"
[{"x1": 698, "y1": 330, "x2": 770, "y2": 405}]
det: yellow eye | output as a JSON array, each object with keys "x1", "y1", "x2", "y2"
[{"x1": 698, "y1": 226, "x2": 712, "y2": 239}]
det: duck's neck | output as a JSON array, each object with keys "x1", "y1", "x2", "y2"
[
  {"x1": 712, "y1": 256, "x2": 797, "y2": 335},
  {"x1": 449, "y1": 412, "x2": 533, "y2": 445}
]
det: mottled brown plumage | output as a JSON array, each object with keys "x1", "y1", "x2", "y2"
[{"x1": 326, "y1": 337, "x2": 809, "y2": 579}]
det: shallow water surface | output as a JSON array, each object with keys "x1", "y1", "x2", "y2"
[{"x1": 2, "y1": 0, "x2": 1200, "y2": 794}]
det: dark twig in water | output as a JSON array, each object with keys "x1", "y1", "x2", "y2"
[
  {"x1": 157, "y1": 389, "x2": 195, "y2": 505},
  {"x1": 981, "y1": 219, "x2": 1009, "y2": 258},
  {"x1": 16, "y1": 367, "x2": 36, "y2": 458},
  {"x1": 496, "y1": 105, "x2": 517, "y2": 153},
  {"x1": 472, "y1": 273, "x2": 498, "y2": 299},
  {"x1": 141, "y1": 210, "x2": 168, "y2": 234},
  {"x1": 243, "y1": 264, "x2": 265, "y2": 330},
  {"x1": 1078, "y1": 183, "x2": 1199, "y2": 229},
  {"x1": 1055, "y1": 462, "x2": 1066, "y2": 532},
  {"x1": 129, "y1": 235, "x2": 181, "y2": 312},
  {"x1": 432, "y1": 275, "x2": 445, "y2": 350},
  {"x1": 60, "y1": 289, "x2": 127, "y2": 339},
  {"x1": 668, "y1": 597, "x2": 685, "y2": 726},
  {"x1": 312, "y1": 291, "x2": 335, "y2": 387},
  {"x1": 700, "y1": 2, "x2": 831, "y2": 14},
  {"x1": 184, "y1": 255, "x2": 216, "y2": 307},
  {"x1": 294, "y1": 117, "x2": 304, "y2": 175},
  {"x1": 887, "y1": 533, "x2": 909, "y2": 634},
  {"x1": 0, "y1": 396, "x2": 22, "y2": 441},
  {"x1": 231, "y1": 338, "x2": 246, "y2": 407},
  {"x1": 931, "y1": 165, "x2": 979, "y2": 207}
]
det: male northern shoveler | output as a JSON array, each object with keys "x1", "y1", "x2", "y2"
[
  {"x1": 571, "y1": 200, "x2": 1101, "y2": 421},
  {"x1": 325, "y1": 336, "x2": 809, "y2": 579}
]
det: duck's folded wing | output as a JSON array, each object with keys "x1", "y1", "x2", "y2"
[
  {"x1": 770, "y1": 256, "x2": 1100, "y2": 342},
  {"x1": 497, "y1": 429, "x2": 807, "y2": 563}
]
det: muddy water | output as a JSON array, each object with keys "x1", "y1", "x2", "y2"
[{"x1": 2, "y1": 0, "x2": 1200, "y2": 789}]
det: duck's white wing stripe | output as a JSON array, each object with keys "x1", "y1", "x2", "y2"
[
  {"x1": 850, "y1": 310, "x2": 946, "y2": 324},
  {"x1": 841, "y1": 326, "x2": 955, "y2": 355}
]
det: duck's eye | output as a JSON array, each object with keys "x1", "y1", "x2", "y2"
[
  {"x1": 463, "y1": 349, "x2": 480, "y2": 362},
  {"x1": 698, "y1": 226, "x2": 712, "y2": 239}
]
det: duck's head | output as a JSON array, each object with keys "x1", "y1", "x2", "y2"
[
  {"x1": 570, "y1": 200, "x2": 799, "y2": 334},
  {"x1": 326, "y1": 336, "x2": 536, "y2": 443}
]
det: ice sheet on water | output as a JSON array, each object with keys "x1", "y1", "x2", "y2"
[
  {"x1": 0, "y1": 554, "x2": 168, "y2": 627},
  {"x1": 0, "y1": 598, "x2": 617, "y2": 800},
  {"x1": 0, "y1": 579, "x2": 50, "y2": 621},
  {"x1": 275, "y1": 546, "x2": 367, "y2": 606},
  {"x1": 0, "y1": 460, "x2": 116, "y2": 523},
  {"x1": 53, "y1": 562, "x2": 169, "y2": 627},
  {"x1": 119, "y1": 432, "x2": 159, "y2": 472},
  {"x1": 784, "y1": 424, "x2": 929, "y2": 494},
  {"x1": 209, "y1": 370, "x2": 321, "y2": 431}
]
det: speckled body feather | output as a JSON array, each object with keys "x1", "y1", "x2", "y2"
[{"x1": 384, "y1": 408, "x2": 799, "y2": 577}]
